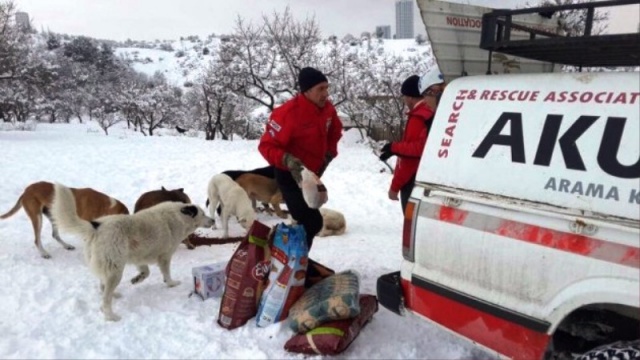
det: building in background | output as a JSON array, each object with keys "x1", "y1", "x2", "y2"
[
  {"x1": 395, "y1": 0, "x2": 414, "y2": 39},
  {"x1": 376, "y1": 25, "x2": 391, "y2": 39},
  {"x1": 15, "y1": 11, "x2": 30, "y2": 31}
]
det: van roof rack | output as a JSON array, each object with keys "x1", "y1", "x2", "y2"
[{"x1": 479, "y1": 0, "x2": 640, "y2": 67}]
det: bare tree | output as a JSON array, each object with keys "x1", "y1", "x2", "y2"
[
  {"x1": 262, "y1": 6, "x2": 321, "y2": 97},
  {"x1": 533, "y1": 0, "x2": 609, "y2": 36},
  {"x1": 224, "y1": 8, "x2": 322, "y2": 112},
  {"x1": 529, "y1": 0, "x2": 613, "y2": 71}
]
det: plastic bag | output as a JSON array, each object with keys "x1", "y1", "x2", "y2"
[{"x1": 300, "y1": 168, "x2": 328, "y2": 209}]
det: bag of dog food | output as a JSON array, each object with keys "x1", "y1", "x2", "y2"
[
  {"x1": 256, "y1": 223, "x2": 308, "y2": 327},
  {"x1": 300, "y1": 169, "x2": 328, "y2": 209},
  {"x1": 284, "y1": 294, "x2": 379, "y2": 355},
  {"x1": 217, "y1": 220, "x2": 272, "y2": 330},
  {"x1": 288, "y1": 270, "x2": 360, "y2": 333}
]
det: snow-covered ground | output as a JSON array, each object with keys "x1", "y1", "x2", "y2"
[{"x1": 0, "y1": 122, "x2": 486, "y2": 359}]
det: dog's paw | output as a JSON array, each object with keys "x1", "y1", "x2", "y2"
[
  {"x1": 104, "y1": 313, "x2": 121, "y2": 322},
  {"x1": 165, "y1": 280, "x2": 181, "y2": 287},
  {"x1": 64, "y1": 245, "x2": 76, "y2": 251},
  {"x1": 41, "y1": 253, "x2": 52, "y2": 259},
  {"x1": 101, "y1": 307, "x2": 121, "y2": 322}
]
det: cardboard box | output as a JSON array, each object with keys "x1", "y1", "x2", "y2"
[{"x1": 190, "y1": 262, "x2": 226, "y2": 300}]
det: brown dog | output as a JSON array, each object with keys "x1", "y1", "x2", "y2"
[
  {"x1": 0, "y1": 181, "x2": 129, "y2": 258},
  {"x1": 133, "y1": 187, "x2": 195, "y2": 249},
  {"x1": 235, "y1": 173, "x2": 287, "y2": 219}
]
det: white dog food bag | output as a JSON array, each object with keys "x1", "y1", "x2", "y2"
[{"x1": 300, "y1": 168, "x2": 328, "y2": 209}]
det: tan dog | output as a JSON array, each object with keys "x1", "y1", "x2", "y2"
[
  {"x1": 317, "y1": 207, "x2": 346, "y2": 237},
  {"x1": 0, "y1": 181, "x2": 129, "y2": 258},
  {"x1": 50, "y1": 183, "x2": 214, "y2": 322},
  {"x1": 133, "y1": 187, "x2": 196, "y2": 249},
  {"x1": 235, "y1": 173, "x2": 287, "y2": 219}
]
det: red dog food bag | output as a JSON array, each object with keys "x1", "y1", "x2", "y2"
[
  {"x1": 284, "y1": 294, "x2": 379, "y2": 355},
  {"x1": 217, "y1": 220, "x2": 272, "y2": 330}
]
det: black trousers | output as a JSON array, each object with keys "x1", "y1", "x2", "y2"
[
  {"x1": 274, "y1": 168, "x2": 323, "y2": 251},
  {"x1": 400, "y1": 175, "x2": 416, "y2": 214}
]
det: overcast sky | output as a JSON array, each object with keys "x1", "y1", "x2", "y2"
[{"x1": 14, "y1": 0, "x2": 640, "y2": 42}]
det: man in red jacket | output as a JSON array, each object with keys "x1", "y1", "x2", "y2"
[
  {"x1": 258, "y1": 67, "x2": 343, "y2": 251},
  {"x1": 379, "y1": 69, "x2": 445, "y2": 212}
]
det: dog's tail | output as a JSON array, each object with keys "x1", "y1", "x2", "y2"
[
  {"x1": 50, "y1": 183, "x2": 97, "y2": 240},
  {"x1": 0, "y1": 195, "x2": 23, "y2": 219}
]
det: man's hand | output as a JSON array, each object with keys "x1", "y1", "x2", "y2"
[
  {"x1": 283, "y1": 153, "x2": 304, "y2": 183},
  {"x1": 317, "y1": 153, "x2": 333, "y2": 177},
  {"x1": 379, "y1": 142, "x2": 394, "y2": 162},
  {"x1": 388, "y1": 189, "x2": 399, "y2": 201}
]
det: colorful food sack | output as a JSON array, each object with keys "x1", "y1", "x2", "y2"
[
  {"x1": 284, "y1": 295, "x2": 379, "y2": 355},
  {"x1": 288, "y1": 270, "x2": 360, "y2": 333},
  {"x1": 256, "y1": 223, "x2": 308, "y2": 327},
  {"x1": 217, "y1": 221, "x2": 272, "y2": 330}
]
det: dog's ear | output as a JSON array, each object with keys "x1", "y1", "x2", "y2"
[
  {"x1": 180, "y1": 205, "x2": 198, "y2": 218},
  {"x1": 161, "y1": 186, "x2": 167, "y2": 191},
  {"x1": 178, "y1": 188, "x2": 184, "y2": 192}
]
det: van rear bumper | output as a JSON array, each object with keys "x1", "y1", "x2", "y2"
[{"x1": 376, "y1": 271, "x2": 405, "y2": 315}]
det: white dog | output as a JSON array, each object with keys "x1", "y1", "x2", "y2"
[
  {"x1": 317, "y1": 207, "x2": 346, "y2": 237},
  {"x1": 50, "y1": 183, "x2": 214, "y2": 321},
  {"x1": 207, "y1": 173, "x2": 256, "y2": 238}
]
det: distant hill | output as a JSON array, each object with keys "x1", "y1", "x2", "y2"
[{"x1": 115, "y1": 36, "x2": 432, "y2": 88}]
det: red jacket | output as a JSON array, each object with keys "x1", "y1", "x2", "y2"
[
  {"x1": 259, "y1": 94, "x2": 343, "y2": 174},
  {"x1": 390, "y1": 101, "x2": 435, "y2": 192}
]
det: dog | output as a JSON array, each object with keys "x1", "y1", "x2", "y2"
[
  {"x1": 133, "y1": 187, "x2": 191, "y2": 213},
  {"x1": 287, "y1": 207, "x2": 346, "y2": 237},
  {"x1": 207, "y1": 174, "x2": 256, "y2": 238},
  {"x1": 50, "y1": 183, "x2": 214, "y2": 321},
  {"x1": 133, "y1": 187, "x2": 196, "y2": 249},
  {"x1": 0, "y1": 181, "x2": 129, "y2": 259},
  {"x1": 235, "y1": 173, "x2": 287, "y2": 218},
  {"x1": 221, "y1": 165, "x2": 276, "y2": 214},
  {"x1": 317, "y1": 208, "x2": 346, "y2": 237}
]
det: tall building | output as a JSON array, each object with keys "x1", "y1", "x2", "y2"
[
  {"x1": 375, "y1": 25, "x2": 391, "y2": 39},
  {"x1": 15, "y1": 11, "x2": 30, "y2": 31},
  {"x1": 395, "y1": 0, "x2": 414, "y2": 39}
]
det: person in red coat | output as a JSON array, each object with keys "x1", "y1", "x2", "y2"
[
  {"x1": 258, "y1": 67, "x2": 343, "y2": 251},
  {"x1": 379, "y1": 69, "x2": 445, "y2": 212}
]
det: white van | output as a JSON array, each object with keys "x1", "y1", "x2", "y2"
[{"x1": 377, "y1": 72, "x2": 640, "y2": 359}]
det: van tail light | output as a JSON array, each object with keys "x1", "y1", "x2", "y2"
[{"x1": 402, "y1": 198, "x2": 418, "y2": 262}]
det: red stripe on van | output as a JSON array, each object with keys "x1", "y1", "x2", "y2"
[
  {"x1": 402, "y1": 278, "x2": 550, "y2": 360},
  {"x1": 432, "y1": 205, "x2": 640, "y2": 269}
]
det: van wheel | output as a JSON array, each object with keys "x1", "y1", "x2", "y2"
[{"x1": 575, "y1": 340, "x2": 640, "y2": 360}]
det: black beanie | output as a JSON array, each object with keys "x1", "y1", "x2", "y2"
[
  {"x1": 401, "y1": 75, "x2": 421, "y2": 98},
  {"x1": 298, "y1": 67, "x2": 328, "y2": 93}
]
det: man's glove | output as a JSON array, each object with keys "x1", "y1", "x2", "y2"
[
  {"x1": 379, "y1": 142, "x2": 394, "y2": 162},
  {"x1": 282, "y1": 153, "x2": 304, "y2": 183},
  {"x1": 317, "y1": 153, "x2": 333, "y2": 177}
]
